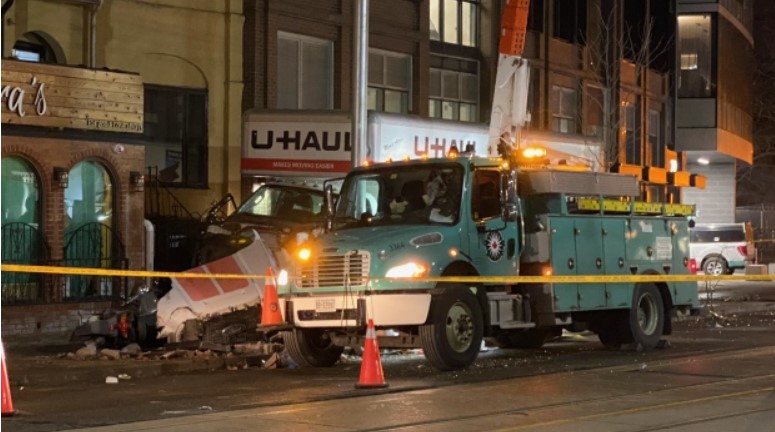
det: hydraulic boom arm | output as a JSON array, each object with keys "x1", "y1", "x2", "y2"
[{"x1": 489, "y1": 0, "x2": 532, "y2": 157}]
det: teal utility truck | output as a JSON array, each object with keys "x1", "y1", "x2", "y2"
[{"x1": 274, "y1": 154, "x2": 699, "y2": 370}]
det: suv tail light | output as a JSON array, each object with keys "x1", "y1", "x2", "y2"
[
  {"x1": 689, "y1": 258, "x2": 698, "y2": 274},
  {"x1": 737, "y1": 245, "x2": 748, "y2": 257}
]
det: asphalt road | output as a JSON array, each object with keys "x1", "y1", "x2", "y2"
[{"x1": 3, "y1": 279, "x2": 774, "y2": 432}]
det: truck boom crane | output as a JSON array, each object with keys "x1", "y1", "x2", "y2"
[{"x1": 488, "y1": 0, "x2": 532, "y2": 156}]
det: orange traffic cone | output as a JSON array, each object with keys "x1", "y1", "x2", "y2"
[
  {"x1": 1, "y1": 340, "x2": 15, "y2": 416},
  {"x1": 355, "y1": 319, "x2": 388, "y2": 389},
  {"x1": 260, "y1": 267, "x2": 284, "y2": 327}
]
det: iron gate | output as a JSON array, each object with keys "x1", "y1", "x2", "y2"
[
  {"x1": 63, "y1": 222, "x2": 127, "y2": 301},
  {"x1": 1, "y1": 222, "x2": 50, "y2": 304}
]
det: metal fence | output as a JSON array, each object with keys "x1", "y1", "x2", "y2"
[
  {"x1": 736, "y1": 205, "x2": 775, "y2": 264},
  {"x1": 1, "y1": 222, "x2": 50, "y2": 304}
]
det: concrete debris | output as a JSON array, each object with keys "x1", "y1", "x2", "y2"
[
  {"x1": 118, "y1": 374, "x2": 131, "y2": 380},
  {"x1": 100, "y1": 349, "x2": 121, "y2": 360},
  {"x1": 105, "y1": 376, "x2": 119, "y2": 384},
  {"x1": 75, "y1": 344, "x2": 98, "y2": 359},
  {"x1": 121, "y1": 343, "x2": 142, "y2": 355},
  {"x1": 263, "y1": 353, "x2": 279, "y2": 369}
]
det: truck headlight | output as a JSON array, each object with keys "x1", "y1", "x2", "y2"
[
  {"x1": 385, "y1": 261, "x2": 428, "y2": 278},
  {"x1": 297, "y1": 247, "x2": 312, "y2": 262}
]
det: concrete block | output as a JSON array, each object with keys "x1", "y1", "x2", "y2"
[
  {"x1": 769, "y1": 263, "x2": 775, "y2": 275},
  {"x1": 745, "y1": 265, "x2": 768, "y2": 275}
]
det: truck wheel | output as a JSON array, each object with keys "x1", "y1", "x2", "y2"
[
  {"x1": 628, "y1": 283, "x2": 665, "y2": 350},
  {"x1": 494, "y1": 329, "x2": 550, "y2": 349},
  {"x1": 703, "y1": 257, "x2": 728, "y2": 276},
  {"x1": 281, "y1": 328, "x2": 344, "y2": 367},
  {"x1": 420, "y1": 286, "x2": 484, "y2": 371}
]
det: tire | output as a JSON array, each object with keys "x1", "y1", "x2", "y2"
[
  {"x1": 495, "y1": 329, "x2": 551, "y2": 349},
  {"x1": 420, "y1": 285, "x2": 484, "y2": 371},
  {"x1": 281, "y1": 328, "x2": 344, "y2": 367},
  {"x1": 628, "y1": 283, "x2": 665, "y2": 350},
  {"x1": 594, "y1": 312, "x2": 629, "y2": 349},
  {"x1": 703, "y1": 256, "x2": 728, "y2": 276}
]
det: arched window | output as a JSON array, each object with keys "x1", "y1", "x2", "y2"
[
  {"x1": 12, "y1": 31, "x2": 66, "y2": 64},
  {"x1": 1, "y1": 157, "x2": 47, "y2": 303},
  {"x1": 64, "y1": 160, "x2": 113, "y2": 230},
  {"x1": 1, "y1": 157, "x2": 40, "y2": 226}
]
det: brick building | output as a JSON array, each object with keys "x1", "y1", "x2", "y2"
[{"x1": 1, "y1": 0, "x2": 242, "y2": 336}]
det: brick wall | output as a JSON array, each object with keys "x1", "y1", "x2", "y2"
[
  {"x1": 682, "y1": 163, "x2": 737, "y2": 223},
  {"x1": 2, "y1": 135, "x2": 146, "y2": 269},
  {"x1": 1, "y1": 301, "x2": 112, "y2": 338}
]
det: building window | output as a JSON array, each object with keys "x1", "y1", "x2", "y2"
[
  {"x1": 277, "y1": 32, "x2": 334, "y2": 109},
  {"x1": 551, "y1": 85, "x2": 578, "y2": 134},
  {"x1": 368, "y1": 50, "x2": 411, "y2": 114},
  {"x1": 144, "y1": 85, "x2": 208, "y2": 188},
  {"x1": 648, "y1": 109, "x2": 663, "y2": 167},
  {"x1": 429, "y1": 56, "x2": 478, "y2": 122},
  {"x1": 1, "y1": 157, "x2": 40, "y2": 226},
  {"x1": 624, "y1": 100, "x2": 641, "y2": 165},
  {"x1": 678, "y1": 15, "x2": 713, "y2": 98},
  {"x1": 553, "y1": 0, "x2": 587, "y2": 44},
  {"x1": 64, "y1": 161, "x2": 113, "y2": 231},
  {"x1": 584, "y1": 85, "x2": 605, "y2": 139},
  {"x1": 430, "y1": 0, "x2": 479, "y2": 47}
]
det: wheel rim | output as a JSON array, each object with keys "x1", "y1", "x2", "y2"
[
  {"x1": 636, "y1": 292, "x2": 659, "y2": 336},
  {"x1": 445, "y1": 301, "x2": 474, "y2": 353},
  {"x1": 706, "y1": 261, "x2": 724, "y2": 275}
]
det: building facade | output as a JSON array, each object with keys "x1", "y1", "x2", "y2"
[
  {"x1": 1, "y1": 0, "x2": 243, "y2": 336},
  {"x1": 676, "y1": 0, "x2": 754, "y2": 223},
  {"x1": 241, "y1": 0, "x2": 680, "y2": 200}
]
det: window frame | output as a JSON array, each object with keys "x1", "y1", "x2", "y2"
[
  {"x1": 551, "y1": 85, "x2": 578, "y2": 134},
  {"x1": 368, "y1": 49, "x2": 413, "y2": 114},
  {"x1": 429, "y1": 0, "x2": 480, "y2": 48},
  {"x1": 429, "y1": 55, "x2": 479, "y2": 122},
  {"x1": 277, "y1": 31, "x2": 335, "y2": 110},
  {"x1": 143, "y1": 84, "x2": 209, "y2": 188}
]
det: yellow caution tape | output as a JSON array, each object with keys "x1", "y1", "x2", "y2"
[{"x1": 2, "y1": 264, "x2": 774, "y2": 283}]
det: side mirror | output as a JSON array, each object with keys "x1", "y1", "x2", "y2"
[{"x1": 325, "y1": 184, "x2": 335, "y2": 231}]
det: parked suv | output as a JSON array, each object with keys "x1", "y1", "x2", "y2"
[{"x1": 689, "y1": 223, "x2": 756, "y2": 275}]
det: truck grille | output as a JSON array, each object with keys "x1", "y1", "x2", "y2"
[{"x1": 294, "y1": 251, "x2": 370, "y2": 288}]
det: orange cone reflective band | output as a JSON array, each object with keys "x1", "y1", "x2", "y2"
[
  {"x1": 260, "y1": 267, "x2": 284, "y2": 326},
  {"x1": 355, "y1": 319, "x2": 389, "y2": 389},
  {"x1": 1, "y1": 340, "x2": 15, "y2": 416}
]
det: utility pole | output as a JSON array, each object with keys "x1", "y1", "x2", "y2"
[{"x1": 351, "y1": 0, "x2": 369, "y2": 166}]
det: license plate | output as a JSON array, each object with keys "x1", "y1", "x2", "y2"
[{"x1": 315, "y1": 298, "x2": 337, "y2": 313}]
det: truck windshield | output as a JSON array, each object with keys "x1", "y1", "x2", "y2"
[
  {"x1": 237, "y1": 185, "x2": 325, "y2": 224},
  {"x1": 334, "y1": 163, "x2": 463, "y2": 227}
]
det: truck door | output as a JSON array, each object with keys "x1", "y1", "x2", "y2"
[{"x1": 468, "y1": 169, "x2": 519, "y2": 278}]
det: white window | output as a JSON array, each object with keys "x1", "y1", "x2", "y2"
[
  {"x1": 277, "y1": 32, "x2": 333, "y2": 109},
  {"x1": 551, "y1": 85, "x2": 578, "y2": 134},
  {"x1": 429, "y1": 56, "x2": 478, "y2": 122},
  {"x1": 368, "y1": 50, "x2": 412, "y2": 114},
  {"x1": 429, "y1": 0, "x2": 479, "y2": 47}
]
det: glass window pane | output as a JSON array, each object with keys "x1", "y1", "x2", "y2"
[
  {"x1": 429, "y1": 99, "x2": 441, "y2": 118},
  {"x1": 301, "y1": 41, "x2": 332, "y2": 109},
  {"x1": 368, "y1": 87, "x2": 381, "y2": 111},
  {"x1": 385, "y1": 55, "x2": 410, "y2": 89},
  {"x1": 429, "y1": 69, "x2": 442, "y2": 97},
  {"x1": 442, "y1": 72, "x2": 459, "y2": 99},
  {"x1": 65, "y1": 161, "x2": 113, "y2": 229},
  {"x1": 277, "y1": 37, "x2": 300, "y2": 109},
  {"x1": 1, "y1": 157, "x2": 39, "y2": 225},
  {"x1": 444, "y1": 0, "x2": 459, "y2": 44},
  {"x1": 384, "y1": 90, "x2": 408, "y2": 114},
  {"x1": 369, "y1": 52, "x2": 384, "y2": 85},
  {"x1": 460, "y1": 73, "x2": 478, "y2": 102},
  {"x1": 460, "y1": 103, "x2": 476, "y2": 122},
  {"x1": 442, "y1": 100, "x2": 459, "y2": 120},
  {"x1": 678, "y1": 15, "x2": 712, "y2": 97},
  {"x1": 462, "y1": 1, "x2": 476, "y2": 47},
  {"x1": 430, "y1": 0, "x2": 441, "y2": 41}
]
